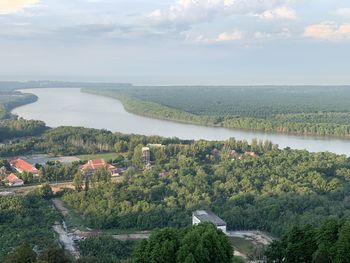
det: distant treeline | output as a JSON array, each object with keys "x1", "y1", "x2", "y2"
[
  {"x1": 0, "y1": 91, "x2": 37, "y2": 119},
  {"x1": 83, "y1": 86, "x2": 350, "y2": 137},
  {"x1": 0, "y1": 81, "x2": 132, "y2": 91},
  {"x1": 0, "y1": 90, "x2": 47, "y2": 141}
]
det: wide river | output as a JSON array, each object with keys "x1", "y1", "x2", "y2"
[{"x1": 12, "y1": 88, "x2": 350, "y2": 155}]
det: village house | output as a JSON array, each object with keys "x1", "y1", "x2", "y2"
[
  {"x1": 6, "y1": 173, "x2": 24, "y2": 187},
  {"x1": 80, "y1": 159, "x2": 118, "y2": 176},
  {"x1": 9, "y1": 158, "x2": 39, "y2": 175},
  {"x1": 192, "y1": 210, "x2": 227, "y2": 233}
]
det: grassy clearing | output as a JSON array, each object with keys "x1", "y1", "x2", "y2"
[
  {"x1": 77, "y1": 152, "x2": 120, "y2": 161},
  {"x1": 229, "y1": 236, "x2": 255, "y2": 256},
  {"x1": 53, "y1": 198, "x2": 90, "y2": 231}
]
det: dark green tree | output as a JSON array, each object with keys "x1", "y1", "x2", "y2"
[{"x1": 3, "y1": 242, "x2": 36, "y2": 263}]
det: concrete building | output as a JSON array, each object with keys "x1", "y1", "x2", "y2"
[
  {"x1": 192, "y1": 210, "x2": 227, "y2": 233},
  {"x1": 142, "y1": 147, "x2": 151, "y2": 165}
]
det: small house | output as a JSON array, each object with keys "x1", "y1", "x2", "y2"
[
  {"x1": 9, "y1": 159, "x2": 39, "y2": 175},
  {"x1": 80, "y1": 159, "x2": 118, "y2": 176},
  {"x1": 192, "y1": 210, "x2": 227, "y2": 233},
  {"x1": 7, "y1": 173, "x2": 24, "y2": 187}
]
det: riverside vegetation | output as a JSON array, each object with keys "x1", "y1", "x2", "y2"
[
  {"x1": 84, "y1": 86, "x2": 350, "y2": 137},
  {"x1": 0, "y1": 90, "x2": 47, "y2": 141},
  {"x1": 2, "y1": 87, "x2": 350, "y2": 262}
]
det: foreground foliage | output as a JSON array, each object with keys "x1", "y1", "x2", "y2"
[
  {"x1": 133, "y1": 223, "x2": 233, "y2": 263},
  {"x1": 78, "y1": 236, "x2": 135, "y2": 263},
  {"x1": 0, "y1": 194, "x2": 59, "y2": 261},
  {"x1": 265, "y1": 219, "x2": 350, "y2": 263}
]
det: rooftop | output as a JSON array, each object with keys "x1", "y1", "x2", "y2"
[
  {"x1": 9, "y1": 159, "x2": 38, "y2": 174},
  {"x1": 193, "y1": 210, "x2": 226, "y2": 226},
  {"x1": 7, "y1": 173, "x2": 23, "y2": 184},
  {"x1": 81, "y1": 159, "x2": 115, "y2": 171}
]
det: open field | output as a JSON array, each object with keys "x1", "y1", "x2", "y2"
[{"x1": 77, "y1": 152, "x2": 120, "y2": 161}]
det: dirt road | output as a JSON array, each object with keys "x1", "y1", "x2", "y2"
[{"x1": 53, "y1": 222, "x2": 80, "y2": 259}]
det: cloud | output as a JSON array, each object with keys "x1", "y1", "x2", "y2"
[
  {"x1": 147, "y1": 0, "x2": 297, "y2": 30},
  {"x1": 304, "y1": 22, "x2": 350, "y2": 40},
  {"x1": 216, "y1": 31, "x2": 243, "y2": 42},
  {"x1": 0, "y1": 0, "x2": 39, "y2": 15},
  {"x1": 255, "y1": 28, "x2": 291, "y2": 39},
  {"x1": 258, "y1": 7, "x2": 297, "y2": 20},
  {"x1": 335, "y1": 8, "x2": 350, "y2": 17},
  {"x1": 192, "y1": 30, "x2": 243, "y2": 44}
]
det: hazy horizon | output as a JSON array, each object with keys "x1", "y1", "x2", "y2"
[{"x1": 1, "y1": 1, "x2": 350, "y2": 85}]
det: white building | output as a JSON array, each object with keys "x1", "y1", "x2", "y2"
[
  {"x1": 142, "y1": 147, "x2": 151, "y2": 165},
  {"x1": 7, "y1": 173, "x2": 24, "y2": 187},
  {"x1": 192, "y1": 210, "x2": 227, "y2": 233}
]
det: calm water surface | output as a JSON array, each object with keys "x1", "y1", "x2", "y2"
[{"x1": 12, "y1": 88, "x2": 350, "y2": 155}]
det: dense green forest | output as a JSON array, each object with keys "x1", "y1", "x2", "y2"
[
  {"x1": 78, "y1": 237, "x2": 135, "y2": 263},
  {"x1": 0, "y1": 193, "x2": 59, "y2": 260},
  {"x1": 1, "y1": 125, "x2": 350, "y2": 239},
  {"x1": 0, "y1": 91, "x2": 37, "y2": 119},
  {"x1": 62, "y1": 136, "x2": 350, "y2": 236},
  {"x1": 265, "y1": 219, "x2": 350, "y2": 263},
  {"x1": 84, "y1": 86, "x2": 350, "y2": 137},
  {"x1": 0, "y1": 90, "x2": 47, "y2": 141},
  {"x1": 133, "y1": 223, "x2": 234, "y2": 263}
]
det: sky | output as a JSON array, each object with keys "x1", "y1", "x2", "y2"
[{"x1": 0, "y1": 0, "x2": 350, "y2": 85}]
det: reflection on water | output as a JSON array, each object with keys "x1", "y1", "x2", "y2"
[{"x1": 12, "y1": 88, "x2": 350, "y2": 156}]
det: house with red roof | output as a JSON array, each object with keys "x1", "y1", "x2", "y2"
[
  {"x1": 80, "y1": 159, "x2": 118, "y2": 176},
  {"x1": 7, "y1": 173, "x2": 24, "y2": 187},
  {"x1": 9, "y1": 159, "x2": 39, "y2": 175}
]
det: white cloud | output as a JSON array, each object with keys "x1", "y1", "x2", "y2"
[
  {"x1": 216, "y1": 31, "x2": 243, "y2": 42},
  {"x1": 335, "y1": 8, "x2": 350, "y2": 17},
  {"x1": 0, "y1": 0, "x2": 39, "y2": 15},
  {"x1": 147, "y1": 0, "x2": 297, "y2": 27},
  {"x1": 304, "y1": 22, "x2": 350, "y2": 40},
  {"x1": 254, "y1": 31, "x2": 272, "y2": 38},
  {"x1": 255, "y1": 28, "x2": 291, "y2": 39},
  {"x1": 192, "y1": 30, "x2": 243, "y2": 44},
  {"x1": 258, "y1": 7, "x2": 297, "y2": 20}
]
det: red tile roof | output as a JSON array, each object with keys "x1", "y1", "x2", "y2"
[
  {"x1": 9, "y1": 159, "x2": 38, "y2": 174},
  {"x1": 7, "y1": 173, "x2": 23, "y2": 184},
  {"x1": 81, "y1": 159, "x2": 115, "y2": 171}
]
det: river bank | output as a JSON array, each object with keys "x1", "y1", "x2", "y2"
[{"x1": 11, "y1": 88, "x2": 350, "y2": 155}]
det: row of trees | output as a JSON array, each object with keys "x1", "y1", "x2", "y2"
[
  {"x1": 0, "y1": 126, "x2": 191, "y2": 157},
  {"x1": 0, "y1": 118, "x2": 47, "y2": 142}
]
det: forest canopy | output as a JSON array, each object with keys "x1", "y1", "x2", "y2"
[{"x1": 83, "y1": 86, "x2": 350, "y2": 137}]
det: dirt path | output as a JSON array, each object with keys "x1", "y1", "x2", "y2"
[
  {"x1": 52, "y1": 198, "x2": 69, "y2": 216},
  {"x1": 53, "y1": 222, "x2": 80, "y2": 259}
]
